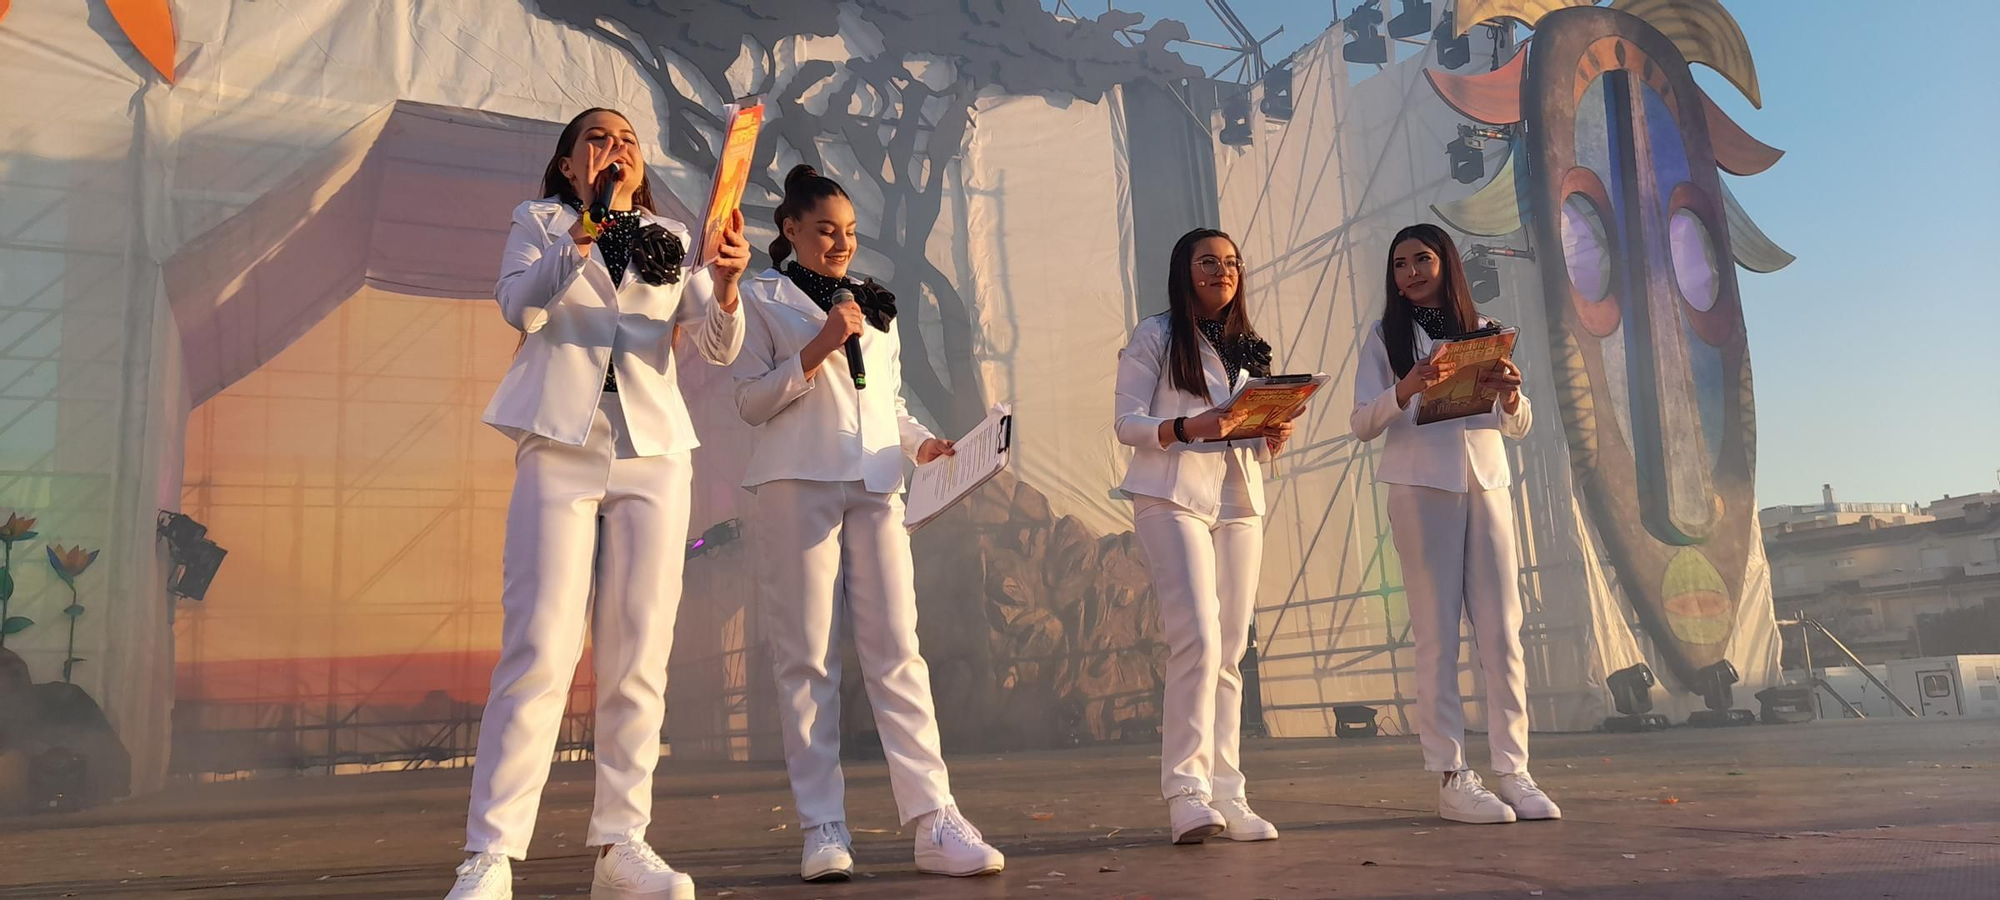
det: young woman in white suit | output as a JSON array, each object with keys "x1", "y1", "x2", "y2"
[
  {"x1": 445, "y1": 108, "x2": 752, "y2": 900},
  {"x1": 1113, "y1": 228, "x2": 1295, "y2": 845},
  {"x1": 1349, "y1": 222, "x2": 1559, "y2": 826},
  {"x1": 730, "y1": 165, "x2": 1004, "y2": 883}
]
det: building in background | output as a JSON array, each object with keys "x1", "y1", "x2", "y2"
[
  {"x1": 1922, "y1": 489, "x2": 2000, "y2": 521},
  {"x1": 1767, "y1": 491, "x2": 2000, "y2": 663},
  {"x1": 1760, "y1": 484, "x2": 1931, "y2": 538}
]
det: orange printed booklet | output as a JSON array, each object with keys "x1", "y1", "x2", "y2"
[
  {"x1": 1206, "y1": 374, "x2": 1330, "y2": 442},
  {"x1": 1414, "y1": 327, "x2": 1518, "y2": 425},
  {"x1": 698, "y1": 99, "x2": 765, "y2": 266}
]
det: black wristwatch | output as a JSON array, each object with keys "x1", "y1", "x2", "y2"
[{"x1": 1173, "y1": 416, "x2": 1191, "y2": 444}]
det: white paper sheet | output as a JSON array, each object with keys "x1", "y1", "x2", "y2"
[{"x1": 905, "y1": 404, "x2": 1014, "y2": 531}]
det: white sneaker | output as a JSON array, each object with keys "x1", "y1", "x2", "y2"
[
  {"x1": 591, "y1": 840, "x2": 695, "y2": 900},
  {"x1": 1439, "y1": 770, "x2": 1517, "y2": 825},
  {"x1": 800, "y1": 821, "x2": 854, "y2": 882},
  {"x1": 444, "y1": 852, "x2": 511, "y2": 900},
  {"x1": 1213, "y1": 797, "x2": 1280, "y2": 841},
  {"x1": 914, "y1": 805, "x2": 1005, "y2": 876},
  {"x1": 1494, "y1": 772, "x2": 1562, "y2": 820},
  {"x1": 1168, "y1": 789, "x2": 1225, "y2": 844}
]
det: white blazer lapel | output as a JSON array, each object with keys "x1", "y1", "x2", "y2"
[
  {"x1": 1199, "y1": 338, "x2": 1232, "y2": 403},
  {"x1": 543, "y1": 200, "x2": 579, "y2": 241},
  {"x1": 537, "y1": 201, "x2": 625, "y2": 294},
  {"x1": 765, "y1": 270, "x2": 828, "y2": 322}
]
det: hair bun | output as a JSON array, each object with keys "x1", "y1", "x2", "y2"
[{"x1": 783, "y1": 164, "x2": 821, "y2": 193}]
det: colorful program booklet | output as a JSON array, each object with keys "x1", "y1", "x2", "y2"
[
  {"x1": 698, "y1": 99, "x2": 765, "y2": 266},
  {"x1": 1207, "y1": 374, "x2": 1330, "y2": 442},
  {"x1": 1414, "y1": 327, "x2": 1519, "y2": 425}
]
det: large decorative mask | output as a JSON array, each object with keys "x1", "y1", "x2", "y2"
[{"x1": 1426, "y1": 0, "x2": 1791, "y2": 688}]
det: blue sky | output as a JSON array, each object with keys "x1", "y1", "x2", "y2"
[{"x1": 1047, "y1": 1, "x2": 2000, "y2": 508}]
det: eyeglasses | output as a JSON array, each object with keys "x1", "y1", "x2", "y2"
[{"x1": 1195, "y1": 257, "x2": 1246, "y2": 276}]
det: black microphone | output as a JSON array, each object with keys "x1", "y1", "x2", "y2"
[
  {"x1": 589, "y1": 161, "x2": 623, "y2": 222},
  {"x1": 831, "y1": 287, "x2": 866, "y2": 390}
]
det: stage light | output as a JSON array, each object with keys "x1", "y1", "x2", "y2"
[
  {"x1": 1333, "y1": 704, "x2": 1378, "y2": 738},
  {"x1": 1220, "y1": 90, "x2": 1253, "y2": 146},
  {"x1": 1602, "y1": 663, "x2": 1672, "y2": 732},
  {"x1": 158, "y1": 511, "x2": 226, "y2": 602},
  {"x1": 157, "y1": 510, "x2": 207, "y2": 549},
  {"x1": 1259, "y1": 64, "x2": 1293, "y2": 122},
  {"x1": 1607, "y1": 663, "x2": 1656, "y2": 716},
  {"x1": 1461, "y1": 243, "x2": 1529, "y2": 305},
  {"x1": 1687, "y1": 659, "x2": 1758, "y2": 727},
  {"x1": 1467, "y1": 252, "x2": 1500, "y2": 304},
  {"x1": 1694, "y1": 659, "x2": 1739, "y2": 710},
  {"x1": 1754, "y1": 685, "x2": 1815, "y2": 725},
  {"x1": 686, "y1": 517, "x2": 743, "y2": 560},
  {"x1": 1433, "y1": 12, "x2": 1471, "y2": 69},
  {"x1": 1342, "y1": 3, "x2": 1389, "y2": 66},
  {"x1": 1448, "y1": 124, "x2": 1486, "y2": 184},
  {"x1": 1388, "y1": 0, "x2": 1433, "y2": 39},
  {"x1": 169, "y1": 540, "x2": 227, "y2": 603}
]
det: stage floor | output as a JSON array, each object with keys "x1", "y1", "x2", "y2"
[{"x1": 3, "y1": 717, "x2": 1996, "y2": 899}]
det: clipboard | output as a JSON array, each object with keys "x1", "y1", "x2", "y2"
[
  {"x1": 904, "y1": 404, "x2": 1013, "y2": 532},
  {"x1": 1203, "y1": 373, "x2": 1330, "y2": 442},
  {"x1": 1414, "y1": 327, "x2": 1518, "y2": 425}
]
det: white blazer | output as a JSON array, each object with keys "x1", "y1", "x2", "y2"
[
  {"x1": 1113, "y1": 313, "x2": 1269, "y2": 519},
  {"x1": 481, "y1": 199, "x2": 744, "y2": 457},
  {"x1": 1348, "y1": 317, "x2": 1531, "y2": 492},
  {"x1": 730, "y1": 268, "x2": 934, "y2": 494}
]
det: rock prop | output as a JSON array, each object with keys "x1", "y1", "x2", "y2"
[{"x1": 0, "y1": 648, "x2": 131, "y2": 814}]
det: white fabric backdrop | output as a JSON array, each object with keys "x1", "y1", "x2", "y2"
[{"x1": 0, "y1": 0, "x2": 1783, "y2": 789}]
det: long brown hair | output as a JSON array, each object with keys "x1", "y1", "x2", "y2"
[
  {"x1": 517, "y1": 109, "x2": 659, "y2": 353},
  {"x1": 768, "y1": 164, "x2": 849, "y2": 266},
  {"x1": 540, "y1": 107, "x2": 657, "y2": 213},
  {"x1": 1382, "y1": 223, "x2": 1479, "y2": 378},
  {"x1": 1164, "y1": 228, "x2": 1259, "y2": 399}
]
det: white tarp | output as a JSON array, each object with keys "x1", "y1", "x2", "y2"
[{"x1": 0, "y1": 0, "x2": 1784, "y2": 793}]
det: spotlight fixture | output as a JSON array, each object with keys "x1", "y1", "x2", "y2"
[
  {"x1": 1754, "y1": 684, "x2": 1815, "y2": 725},
  {"x1": 1333, "y1": 704, "x2": 1379, "y2": 738},
  {"x1": 1259, "y1": 64, "x2": 1293, "y2": 122},
  {"x1": 1221, "y1": 89, "x2": 1253, "y2": 146},
  {"x1": 1602, "y1": 663, "x2": 1672, "y2": 732},
  {"x1": 1467, "y1": 252, "x2": 1500, "y2": 304},
  {"x1": 157, "y1": 511, "x2": 227, "y2": 602},
  {"x1": 1462, "y1": 244, "x2": 1532, "y2": 306},
  {"x1": 1687, "y1": 659, "x2": 1758, "y2": 727},
  {"x1": 1433, "y1": 11, "x2": 1470, "y2": 69},
  {"x1": 1446, "y1": 123, "x2": 1512, "y2": 185},
  {"x1": 686, "y1": 518, "x2": 743, "y2": 560},
  {"x1": 1388, "y1": 0, "x2": 1433, "y2": 40},
  {"x1": 1342, "y1": 2, "x2": 1389, "y2": 66}
]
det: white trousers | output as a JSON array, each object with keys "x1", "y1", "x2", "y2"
[
  {"x1": 466, "y1": 393, "x2": 692, "y2": 858},
  {"x1": 1385, "y1": 483, "x2": 1529, "y2": 774},
  {"x1": 755, "y1": 478, "x2": 954, "y2": 828},
  {"x1": 1133, "y1": 493, "x2": 1263, "y2": 802}
]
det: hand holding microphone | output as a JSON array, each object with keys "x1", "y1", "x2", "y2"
[
  {"x1": 589, "y1": 161, "x2": 624, "y2": 221},
  {"x1": 827, "y1": 288, "x2": 866, "y2": 390},
  {"x1": 807, "y1": 289, "x2": 866, "y2": 389},
  {"x1": 569, "y1": 152, "x2": 630, "y2": 247}
]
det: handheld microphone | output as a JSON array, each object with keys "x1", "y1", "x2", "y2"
[
  {"x1": 589, "y1": 161, "x2": 623, "y2": 222},
  {"x1": 831, "y1": 287, "x2": 866, "y2": 390}
]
